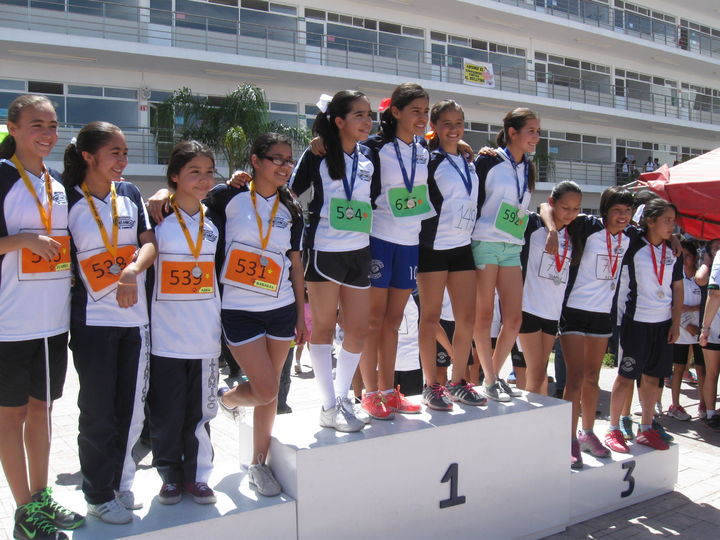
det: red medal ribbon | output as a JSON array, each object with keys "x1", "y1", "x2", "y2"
[
  {"x1": 606, "y1": 229, "x2": 621, "y2": 279},
  {"x1": 649, "y1": 241, "x2": 666, "y2": 287},
  {"x1": 555, "y1": 228, "x2": 569, "y2": 273}
]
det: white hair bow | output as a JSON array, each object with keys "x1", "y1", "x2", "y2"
[
  {"x1": 316, "y1": 94, "x2": 333, "y2": 114},
  {"x1": 70, "y1": 137, "x2": 77, "y2": 145}
]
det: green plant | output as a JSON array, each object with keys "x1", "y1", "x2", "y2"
[{"x1": 602, "y1": 353, "x2": 616, "y2": 368}]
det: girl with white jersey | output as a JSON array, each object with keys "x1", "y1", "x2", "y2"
[
  {"x1": 215, "y1": 133, "x2": 307, "y2": 496},
  {"x1": 547, "y1": 186, "x2": 636, "y2": 468},
  {"x1": 472, "y1": 108, "x2": 539, "y2": 403},
  {"x1": 699, "y1": 239, "x2": 720, "y2": 431},
  {"x1": 668, "y1": 238, "x2": 704, "y2": 421},
  {"x1": 64, "y1": 122, "x2": 156, "y2": 524},
  {"x1": 147, "y1": 141, "x2": 221, "y2": 506},
  {"x1": 604, "y1": 198, "x2": 682, "y2": 453},
  {"x1": 417, "y1": 100, "x2": 483, "y2": 411},
  {"x1": 519, "y1": 181, "x2": 582, "y2": 395},
  {"x1": 357, "y1": 83, "x2": 435, "y2": 420},
  {"x1": 290, "y1": 90, "x2": 373, "y2": 431},
  {"x1": 0, "y1": 95, "x2": 84, "y2": 540}
]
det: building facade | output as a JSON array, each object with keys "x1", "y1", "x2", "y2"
[{"x1": 1, "y1": 0, "x2": 719, "y2": 209}]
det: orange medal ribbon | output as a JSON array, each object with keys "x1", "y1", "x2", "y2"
[
  {"x1": 11, "y1": 155, "x2": 53, "y2": 234},
  {"x1": 170, "y1": 195, "x2": 204, "y2": 260},
  {"x1": 249, "y1": 181, "x2": 280, "y2": 266},
  {"x1": 80, "y1": 181, "x2": 119, "y2": 260}
]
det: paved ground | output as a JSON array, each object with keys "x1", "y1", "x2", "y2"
[{"x1": 1, "y1": 349, "x2": 718, "y2": 539}]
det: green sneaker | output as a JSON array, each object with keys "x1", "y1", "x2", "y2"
[
  {"x1": 14, "y1": 501, "x2": 68, "y2": 540},
  {"x1": 32, "y1": 487, "x2": 85, "y2": 530}
]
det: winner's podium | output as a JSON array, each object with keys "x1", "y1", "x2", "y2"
[{"x1": 239, "y1": 392, "x2": 678, "y2": 540}]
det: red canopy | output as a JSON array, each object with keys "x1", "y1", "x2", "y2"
[{"x1": 638, "y1": 147, "x2": 720, "y2": 240}]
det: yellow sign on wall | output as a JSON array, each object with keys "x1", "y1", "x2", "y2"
[{"x1": 463, "y1": 60, "x2": 495, "y2": 88}]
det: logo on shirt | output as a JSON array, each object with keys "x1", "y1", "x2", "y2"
[
  {"x1": 118, "y1": 216, "x2": 135, "y2": 229},
  {"x1": 358, "y1": 170, "x2": 371, "y2": 182},
  {"x1": 620, "y1": 356, "x2": 636, "y2": 374},
  {"x1": 203, "y1": 228, "x2": 218, "y2": 242},
  {"x1": 272, "y1": 216, "x2": 290, "y2": 229},
  {"x1": 52, "y1": 191, "x2": 67, "y2": 205},
  {"x1": 369, "y1": 259, "x2": 384, "y2": 280},
  {"x1": 415, "y1": 154, "x2": 427, "y2": 165}
]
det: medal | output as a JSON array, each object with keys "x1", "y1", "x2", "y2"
[
  {"x1": 11, "y1": 155, "x2": 54, "y2": 235},
  {"x1": 605, "y1": 228, "x2": 622, "y2": 282},
  {"x1": 610, "y1": 282, "x2": 616, "y2": 291},
  {"x1": 81, "y1": 180, "x2": 121, "y2": 273},
  {"x1": 393, "y1": 137, "x2": 418, "y2": 195},
  {"x1": 109, "y1": 263, "x2": 121, "y2": 275},
  {"x1": 260, "y1": 256, "x2": 269, "y2": 267},
  {"x1": 500, "y1": 147, "x2": 529, "y2": 207},
  {"x1": 250, "y1": 182, "x2": 281, "y2": 270},
  {"x1": 657, "y1": 290, "x2": 665, "y2": 299},
  {"x1": 554, "y1": 228, "x2": 570, "y2": 277},
  {"x1": 345, "y1": 207, "x2": 355, "y2": 219},
  {"x1": 517, "y1": 209, "x2": 526, "y2": 220},
  {"x1": 170, "y1": 196, "x2": 206, "y2": 273},
  {"x1": 649, "y1": 240, "x2": 667, "y2": 301},
  {"x1": 406, "y1": 198, "x2": 416, "y2": 209},
  {"x1": 552, "y1": 276, "x2": 562, "y2": 286},
  {"x1": 340, "y1": 147, "x2": 360, "y2": 216}
]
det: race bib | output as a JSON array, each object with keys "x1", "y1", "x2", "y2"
[
  {"x1": 494, "y1": 201, "x2": 528, "y2": 239},
  {"x1": 18, "y1": 229, "x2": 71, "y2": 281},
  {"x1": 388, "y1": 184, "x2": 432, "y2": 218},
  {"x1": 220, "y1": 242, "x2": 283, "y2": 297},
  {"x1": 538, "y1": 251, "x2": 570, "y2": 285},
  {"x1": 77, "y1": 244, "x2": 137, "y2": 301},
  {"x1": 157, "y1": 253, "x2": 215, "y2": 301},
  {"x1": 453, "y1": 202, "x2": 477, "y2": 232},
  {"x1": 329, "y1": 198, "x2": 372, "y2": 233}
]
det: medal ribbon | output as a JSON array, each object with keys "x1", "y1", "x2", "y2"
[
  {"x1": 500, "y1": 147, "x2": 529, "y2": 203},
  {"x1": 170, "y1": 195, "x2": 204, "y2": 260},
  {"x1": 605, "y1": 228, "x2": 622, "y2": 279},
  {"x1": 555, "y1": 228, "x2": 569, "y2": 273},
  {"x1": 250, "y1": 182, "x2": 280, "y2": 254},
  {"x1": 649, "y1": 241, "x2": 667, "y2": 288},
  {"x1": 341, "y1": 146, "x2": 359, "y2": 202},
  {"x1": 393, "y1": 137, "x2": 417, "y2": 193},
  {"x1": 440, "y1": 149, "x2": 472, "y2": 195},
  {"x1": 81, "y1": 181, "x2": 118, "y2": 259},
  {"x1": 11, "y1": 155, "x2": 53, "y2": 234}
]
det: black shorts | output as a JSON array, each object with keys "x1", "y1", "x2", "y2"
[
  {"x1": 437, "y1": 319, "x2": 474, "y2": 367},
  {"x1": 511, "y1": 343, "x2": 526, "y2": 368},
  {"x1": 222, "y1": 304, "x2": 297, "y2": 346},
  {"x1": 617, "y1": 319, "x2": 673, "y2": 380},
  {"x1": 418, "y1": 244, "x2": 475, "y2": 273},
  {"x1": 304, "y1": 247, "x2": 371, "y2": 289},
  {"x1": 519, "y1": 311, "x2": 558, "y2": 336},
  {"x1": 394, "y1": 369, "x2": 423, "y2": 397},
  {"x1": 0, "y1": 332, "x2": 69, "y2": 407},
  {"x1": 559, "y1": 307, "x2": 612, "y2": 338},
  {"x1": 673, "y1": 343, "x2": 705, "y2": 366}
]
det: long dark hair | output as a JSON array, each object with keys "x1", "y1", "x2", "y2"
[
  {"x1": 62, "y1": 121, "x2": 123, "y2": 189},
  {"x1": 428, "y1": 100, "x2": 464, "y2": 152},
  {"x1": 0, "y1": 95, "x2": 55, "y2": 159},
  {"x1": 550, "y1": 180, "x2": 584, "y2": 265},
  {"x1": 312, "y1": 90, "x2": 367, "y2": 180},
  {"x1": 379, "y1": 82, "x2": 428, "y2": 141},
  {"x1": 639, "y1": 197, "x2": 677, "y2": 232},
  {"x1": 496, "y1": 107, "x2": 538, "y2": 192},
  {"x1": 166, "y1": 140, "x2": 215, "y2": 190},
  {"x1": 250, "y1": 133, "x2": 303, "y2": 222}
]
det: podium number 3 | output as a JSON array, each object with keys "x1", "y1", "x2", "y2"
[
  {"x1": 621, "y1": 460, "x2": 636, "y2": 498},
  {"x1": 440, "y1": 463, "x2": 466, "y2": 508}
]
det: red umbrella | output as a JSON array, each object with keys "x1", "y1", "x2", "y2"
[{"x1": 638, "y1": 147, "x2": 720, "y2": 240}]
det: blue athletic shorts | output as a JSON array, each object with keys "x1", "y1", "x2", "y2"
[
  {"x1": 369, "y1": 236, "x2": 418, "y2": 290},
  {"x1": 222, "y1": 303, "x2": 297, "y2": 346}
]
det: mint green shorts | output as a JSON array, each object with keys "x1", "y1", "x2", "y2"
[{"x1": 471, "y1": 240, "x2": 522, "y2": 268}]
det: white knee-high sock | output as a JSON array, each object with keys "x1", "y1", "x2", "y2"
[
  {"x1": 333, "y1": 347, "x2": 362, "y2": 399},
  {"x1": 309, "y1": 344, "x2": 335, "y2": 410}
]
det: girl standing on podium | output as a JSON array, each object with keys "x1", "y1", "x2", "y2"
[
  {"x1": 214, "y1": 133, "x2": 307, "y2": 497},
  {"x1": 290, "y1": 90, "x2": 374, "y2": 432},
  {"x1": 64, "y1": 121, "x2": 156, "y2": 524},
  {"x1": 147, "y1": 141, "x2": 221, "y2": 506},
  {"x1": 0, "y1": 95, "x2": 85, "y2": 540}
]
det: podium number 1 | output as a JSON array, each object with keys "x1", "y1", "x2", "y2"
[{"x1": 440, "y1": 463, "x2": 466, "y2": 508}]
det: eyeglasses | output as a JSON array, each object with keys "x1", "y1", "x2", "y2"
[{"x1": 262, "y1": 155, "x2": 296, "y2": 167}]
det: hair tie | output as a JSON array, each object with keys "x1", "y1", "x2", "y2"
[
  {"x1": 316, "y1": 94, "x2": 333, "y2": 114},
  {"x1": 378, "y1": 98, "x2": 392, "y2": 112},
  {"x1": 70, "y1": 137, "x2": 77, "y2": 146}
]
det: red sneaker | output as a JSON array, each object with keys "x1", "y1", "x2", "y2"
[
  {"x1": 386, "y1": 386, "x2": 421, "y2": 414},
  {"x1": 636, "y1": 428, "x2": 669, "y2": 450},
  {"x1": 361, "y1": 391, "x2": 394, "y2": 420},
  {"x1": 604, "y1": 429, "x2": 629, "y2": 453}
]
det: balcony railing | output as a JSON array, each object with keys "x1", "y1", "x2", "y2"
[{"x1": 2, "y1": 0, "x2": 719, "y2": 126}]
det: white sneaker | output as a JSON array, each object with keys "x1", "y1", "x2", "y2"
[
  {"x1": 498, "y1": 378, "x2": 522, "y2": 397},
  {"x1": 218, "y1": 387, "x2": 245, "y2": 422},
  {"x1": 482, "y1": 381, "x2": 511, "y2": 402},
  {"x1": 319, "y1": 398, "x2": 364, "y2": 432},
  {"x1": 340, "y1": 397, "x2": 370, "y2": 424},
  {"x1": 248, "y1": 463, "x2": 282, "y2": 497},
  {"x1": 115, "y1": 490, "x2": 142, "y2": 510},
  {"x1": 87, "y1": 497, "x2": 133, "y2": 524}
]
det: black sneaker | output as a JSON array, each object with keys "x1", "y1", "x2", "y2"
[
  {"x1": 704, "y1": 414, "x2": 720, "y2": 432},
  {"x1": 31, "y1": 487, "x2": 85, "y2": 530},
  {"x1": 14, "y1": 501, "x2": 68, "y2": 540},
  {"x1": 446, "y1": 380, "x2": 488, "y2": 406},
  {"x1": 421, "y1": 383, "x2": 453, "y2": 411}
]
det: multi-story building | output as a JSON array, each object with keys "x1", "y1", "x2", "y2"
[{"x1": 1, "y1": 0, "x2": 719, "y2": 209}]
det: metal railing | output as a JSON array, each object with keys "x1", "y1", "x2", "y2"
[{"x1": 2, "y1": 0, "x2": 719, "y2": 126}]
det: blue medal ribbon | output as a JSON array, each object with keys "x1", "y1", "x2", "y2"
[
  {"x1": 500, "y1": 147, "x2": 529, "y2": 203},
  {"x1": 440, "y1": 149, "x2": 472, "y2": 196},
  {"x1": 393, "y1": 137, "x2": 417, "y2": 193},
  {"x1": 341, "y1": 146, "x2": 359, "y2": 201}
]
